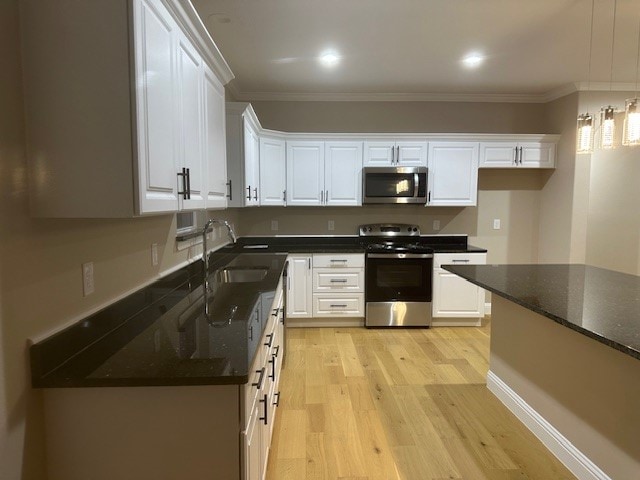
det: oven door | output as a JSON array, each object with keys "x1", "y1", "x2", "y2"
[{"x1": 365, "y1": 253, "x2": 433, "y2": 327}]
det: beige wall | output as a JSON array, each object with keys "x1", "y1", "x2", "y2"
[
  {"x1": 581, "y1": 91, "x2": 640, "y2": 275},
  {"x1": 252, "y1": 100, "x2": 548, "y2": 133},
  {"x1": 0, "y1": 4, "x2": 238, "y2": 478}
]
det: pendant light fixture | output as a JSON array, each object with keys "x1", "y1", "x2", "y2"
[
  {"x1": 600, "y1": 0, "x2": 618, "y2": 149},
  {"x1": 623, "y1": 14, "x2": 640, "y2": 145},
  {"x1": 576, "y1": 0, "x2": 596, "y2": 154}
]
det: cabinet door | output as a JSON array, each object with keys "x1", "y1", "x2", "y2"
[
  {"x1": 286, "y1": 255, "x2": 312, "y2": 318},
  {"x1": 243, "y1": 405, "x2": 262, "y2": 480},
  {"x1": 396, "y1": 141, "x2": 428, "y2": 166},
  {"x1": 243, "y1": 123, "x2": 260, "y2": 206},
  {"x1": 427, "y1": 142, "x2": 479, "y2": 206},
  {"x1": 203, "y1": 65, "x2": 227, "y2": 209},
  {"x1": 363, "y1": 141, "x2": 395, "y2": 166},
  {"x1": 176, "y1": 32, "x2": 205, "y2": 210},
  {"x1": 479, "y1": 142, "x2": 518, "y2": 168},
  {"x1": 432, "y1": 270, "x2": 485, "y2": 318},
  {"x1": 259, "y1": 137, "x2": 286, "y2": 206},
  {"x1": 134, "y1": 0, "x2": 180, "y2": 213},
  {"x1": 519, "y1": 142, "x2": 556, "y2": 168},
  {"x1": 324, "y1": 141, "x2": 362, "y2": 206},
  {"x1": 286, "y1": 141, "x2": 324, "y2": 206}
]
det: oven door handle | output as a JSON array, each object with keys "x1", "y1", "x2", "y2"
[{"x1": 367, "y1": 253, "x2": 433, "y2": 259}]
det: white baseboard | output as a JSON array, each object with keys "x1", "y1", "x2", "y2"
[
  {"x1": 484, "y1": 302, "x2": 491, "y2": 316},
  {"x1": 486, "y1": 371, "x2": 610, "y2": 480},
  {"x1": 431, "y1": 319, "x2": 482, "y2": 327},
  {"x1": 286, "y1": 317, "x2": 364, "y2": 328}
]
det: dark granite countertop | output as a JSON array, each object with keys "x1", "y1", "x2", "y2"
[
  {"x1": 218, "y1": 235, "x2": 487, "y2": 254},
  {"x1": 444, "y1": 264, "x2": 640, "y2": 360},
  {"x1": 31, "y1": 253, "x2": 287, "y2": 388}
]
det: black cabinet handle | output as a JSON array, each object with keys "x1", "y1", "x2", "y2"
[
  {"x1": 177, "y1": 168, "x2": 190, "y2": 200},
  {"x1": 249, "y1": 325, "x2": 253, "y2": 341},
  {"x1": 273, "y1": 345, "x2": 280, "y2": 358},
  {"x1": 268, "y1": 357, "x2": 276, "y2": 380},
  {"x1": 253, "y1": 187, "x2": 258, "y2": 201},
  {"x1": 264, "y1": 333, "x2": 274, "y2": 348},
  {"x1": 259, "y1": 394, "x2": 268, "y2": 425},
  {"x1": 428, "y1": 191, "x2": 431, "y2": 203},
  {"x1": 273, "y1": 392, "x2": 280, "y2": 407},
  {"x1": 246, "y1": 185, "x2": 251, "y2": 200},
  {"x1": 271, "y1": 308, "x2": 278, "y2": 317},
  {"x1": 252, "y1": 367, "x2": 265, "y2": 389},
  {"x1": 226, "y1": 180, "x2": 232, "y2": 200}
]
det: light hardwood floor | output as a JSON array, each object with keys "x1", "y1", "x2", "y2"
[{"x1": 265, "y1": 320, "x2": 576, "y2": 480}]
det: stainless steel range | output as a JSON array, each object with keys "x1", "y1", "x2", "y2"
[{"x1": 360, "y1": 223, "x2": 433, "y2": 327}]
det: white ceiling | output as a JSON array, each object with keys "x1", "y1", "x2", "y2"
[{"x1": 192, "y1": 0, "x2": 640, "y2": 102}]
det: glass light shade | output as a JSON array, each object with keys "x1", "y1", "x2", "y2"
[
  {"x1": 622, "y1": 98, "x2": 640, "y2": 145},
  {"x1": 600, "y1": 106, "x2": 616, "y2": 149},
  {"x1": 576, "y1": 113, "x2": 594, "y2": 154}
]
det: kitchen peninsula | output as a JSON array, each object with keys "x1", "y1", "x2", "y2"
[{"x1": 445, "y1": 264, "x2": 640, "y2": 480}]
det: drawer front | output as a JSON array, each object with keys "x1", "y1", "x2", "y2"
[
  {"x1": 313, "y1": 268, "x2": 364, "y2": 292},
  {"x1": 313, "y1": 253, "x2": 364, "y2": 268},
  {"x1": 312, "y1": 294, "x2": 364, "y2": 317},
  {"x1": 434, "y1": 252, "x2": 486, "y2": 269}
]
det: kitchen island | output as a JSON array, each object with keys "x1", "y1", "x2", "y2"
[{"x1": 445, "y1": 264, "x2": 640, "y2": 480}]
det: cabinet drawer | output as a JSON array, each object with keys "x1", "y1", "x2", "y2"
[
  {"x1": 434, "y1": 252, "x2": 486, "y2": 269},
  {"x1": 312, "y1": 294, "x2": 364, "y2": 317},
  {"x1": 313, "y1": 268, "x2": 363, "y2": 292},
  {"x1": 313, "y1": 253, "x2": 364, "y2": 268}
]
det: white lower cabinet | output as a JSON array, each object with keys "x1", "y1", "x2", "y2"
[
  {"x1": 432, "y1": 253, "x2": 487, "y2": 326},
  {"x1": 288, "y1": 254, "x2": 364, "y2": 326}
]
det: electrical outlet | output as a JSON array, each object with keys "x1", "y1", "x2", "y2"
[
  {"x1": 82, "y1": 262, "x2": 94, "y2": 296},
  {"x1": 151, "y1": 243, "x2": 158, "y2": 266},
  {"x1": 271, "y1": 220, "x2": 279, "y2": 231},
  {"x1": 493, "y1": 219, "x2": 501, "y2": 230},
  {"x1": 328, "y1": 220, "x2": 335, "y2": 231},
  {"x1": 433, "y1": 220, "x2": 440, "y2": 231}
]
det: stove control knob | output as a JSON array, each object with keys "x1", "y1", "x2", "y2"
[
  {"x1": 407, "y1": 227, "x2": 411, "y2": 232},
  {"x1": 368, "y1": 227, "x2": 372, "y2": 232},
  {"x1": 413, "y1": 227, "x2": 418, "y2": 232}
]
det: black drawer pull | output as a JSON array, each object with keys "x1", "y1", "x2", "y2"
[
  {"x1": 273, "y1": 345, "x2": 280, "y2": 358},
  {"x1": 268, "y1": 357, "x2": 276, "y2": 380},
  {"x1": 264, "y1": 333, "x2": 274, "y2": 348},
  {"x1": 252, "y1": 367, "x2": 265, "y2": 389},
  {"x1": 273, "y1": 392, "x2": 280, "y2": 407},
  {"x1": 452, "y1": 259, "x2": 470, "y2": 263},
  {"x1": 330, "y1": 279, "x2": 348, "y2": 283},
  {"x1": 330, "y1": 304, "x2": 348, "y2": 308},
  {"x1": 259, "y1": 394, "x2": 268, "y2": 425}
]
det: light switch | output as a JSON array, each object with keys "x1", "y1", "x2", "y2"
[
  {"x1": 328, "y1": 220, "x2": 335, "y2": 231},
  {"x1": 82, "y1": 262, "x2": 94, "y2": 296},
  {"x1": 493, "y1": 219, "x2": 501, "y2": 230},
  {"x1": 433, "y1": 220, "x2": 440, "y2": 231},
  {"x1": 271, "y1": 220, "x2": 279, "y2": 231},
  {"x1": 151, "y1": 243, "x2": 158, "y2": 266}
]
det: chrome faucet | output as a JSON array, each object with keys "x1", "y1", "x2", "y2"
[{"x1": 202, "y1": 218, "x2": 237, "y2": 292}]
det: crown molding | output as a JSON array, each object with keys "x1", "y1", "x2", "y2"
[
  {"x1": 225, "y1": 80, "x2": 242, "y2": 101},
  {"x1": 228, "y1": 82, "x2": 640, "y2": 104}
]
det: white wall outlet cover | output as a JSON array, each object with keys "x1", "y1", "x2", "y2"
[
  {"x1": 328, "y1": 220, "x2": 335, "y2": 231},
  {"x1": 493, "y1": 219, "x2": 501, "y2": 230},
  {"x1": 151, "y1": 243, "x2": 158, "y2": 266},
  {"x1": 433, "y1": 220, "x2": 441, "y2": 231},
  {"x1": 271, "y1": 220, "x2": 279, "y2": 231},
  {"x1": 82, "y1": 262, "x2": 94, "y2": 296}
]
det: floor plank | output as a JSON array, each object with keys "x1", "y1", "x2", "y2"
[{"x1": 266, "y1": 322, "x2": 576, "y2": 480}]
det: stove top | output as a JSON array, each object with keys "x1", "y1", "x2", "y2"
[{"x1": 366, "y1": 241, "x2": 434, "y2": 254}]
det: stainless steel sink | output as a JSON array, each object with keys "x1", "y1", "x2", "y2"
[{"x1": 216, "y1": 266, "x2": 268, "y2": 283}]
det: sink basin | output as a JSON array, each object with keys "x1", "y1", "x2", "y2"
[{"x1": 216, "y1": 266, "x2": 268, "y2": 283}]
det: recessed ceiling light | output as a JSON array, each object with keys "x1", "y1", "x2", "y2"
[
  {"x1": 461, "y1": 52, "x2": 485, "y2": 69},
  {"x1": 319, "y1": 51, "x2": 340, "y2": 68}
]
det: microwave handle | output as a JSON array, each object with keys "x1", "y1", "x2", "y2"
[{"x1": 413, "y1": 173, "x2": 419, "y2": 198}]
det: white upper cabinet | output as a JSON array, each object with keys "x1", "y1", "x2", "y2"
[
  {"x1": 286, "y1": 140, "x2": 362, "y2": 206},
  {"x1": 363, "y1": 140, "x2": 427, "y2": 167},
  {"x1": 324, "y1": 141, "x2": 363, "y2": 206},
  {"x1": 286, "y1": 141, "x2": 325, "y2": 206},
  {"x1": 479, "y1": 141, "x2": 556, "y2": 168},
  {"x1": 203, "y1": 65, "x2": 227, "y2": 210},
  {"x1": 176, "y1": 31, "x2": 205, "y2": 210},
  {"x1": 226, "y1": 103, "x2": 261, "y2": 207},
  {"x1": 427, "y1": 142, "x2": 479, "y2": 206},
  {"x1": 259, "y1": 137, "x2": 286, "y2": 206},
  {"x1": 21, "y1": 0, "x2": 234, "y2": 217},
  {"x1": 134, "y1": 0, "x2": 181, "y2": 214}
]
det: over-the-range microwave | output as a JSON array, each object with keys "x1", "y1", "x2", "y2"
[{"x1": 362, "y1": 167, "x2": 428, "y2": 204}]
